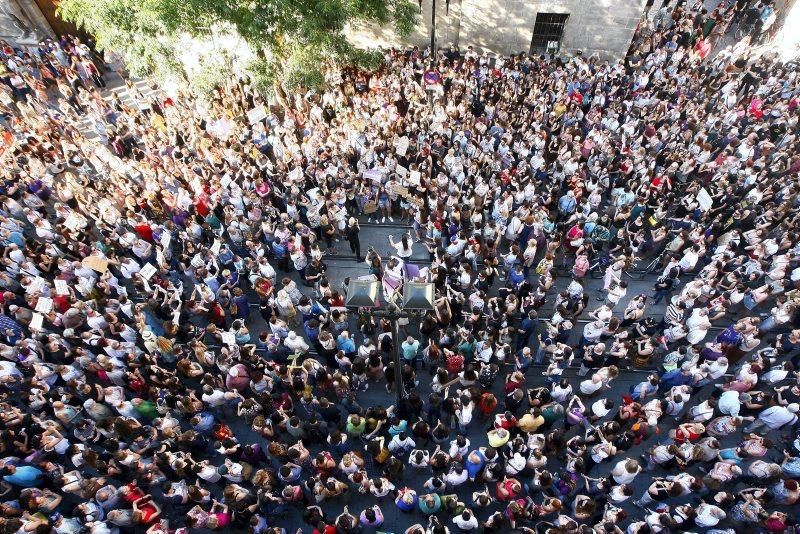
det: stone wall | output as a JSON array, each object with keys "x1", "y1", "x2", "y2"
[
  {"x1": 0, "y1": 0, "x2": 55, "y2": 45},
  {"x1": 346, "y1": 0, "x2": 648, "y2": 60}
]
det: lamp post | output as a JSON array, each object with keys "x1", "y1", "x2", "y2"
[
  {"x1": 430, "y1": 0, "x2": 437, "y2": 58},
  {"x1": 346, "y1": 279, "x2": 435, "y2": 408}
]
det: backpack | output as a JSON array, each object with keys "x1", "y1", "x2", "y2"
[{"x1": 573, "y1": 255, "x2": 589, "y2": 278}]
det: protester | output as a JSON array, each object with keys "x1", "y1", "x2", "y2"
[{"x1": 0, "y1": 0, "x2": 799, "y2": 531}]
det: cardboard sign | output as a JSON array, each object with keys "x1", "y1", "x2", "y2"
[
  {"x1": 408, "y1": 171, "x2": 421, "y2": 186},
  {"x1": 221, "y1": 331, "x2": 237, "y2": 345},
  {"x1": 363, "y1": 200, "x2": 378, "y2": 214},
  {"x1": 82, "y1": 256, "x2": 109, "y2": 273},
  {"x1": 395, "y1": 136, "x2": 410, "y2": 157},
  {"x1": 139, "y1": 263, "x2": 157, "y2": 280},
  {"x1": 55, "y1": 279, "x2": 69, "y2": 296},
  {"x1": 696, "y1": 187, "x2": 713, "y2": 212},
  {"x1": 35, "y1": 297, "x2": 53, "y2": 314},
  {"x1": 30, "y1": 313, "x2": 44, "y2": 331},
  {"x1": 247, "y1": 105, "x2": 267, "y2": 125},
  {"x1": 392, "y1": 184, "x2": 409, "y2": 197}
]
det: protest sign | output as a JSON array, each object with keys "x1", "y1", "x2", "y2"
[
  {"x1": 82, "y1": 256, "x2": 109, "y2": 273},
  {"x1": 30, "y1": 313, "x2": 44, "y2": 331},
  {"x1": 247, "y1": 105, "x2": 267, "y2": 125},
  {"x1": 55, "y1": 279, "x2": 69, "y2": 296},
  {"x1": 139, "y1": 263, "x2": 157, "y2": 280},
  {"x1": 35, "y1": 297, "x2": 53, "y2": 314}
]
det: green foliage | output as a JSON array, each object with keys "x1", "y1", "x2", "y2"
[
  {"x1": 188, "y1": 52, "x2": 234, "y2": 95},
  {"x1": 58, "y1": 0, "x2": 419, "y2": 92}
]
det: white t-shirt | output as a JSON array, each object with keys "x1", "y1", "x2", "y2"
[{"x1": 695, "y1": 504, "x2": 725, "y2": 527}]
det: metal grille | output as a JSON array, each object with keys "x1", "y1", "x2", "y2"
[{"x1": 530, "y1": 12, "x2": 570, "y2": 54}]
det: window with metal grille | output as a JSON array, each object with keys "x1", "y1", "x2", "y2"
[{"x1": 530, "y1": 12, "x2": 570, "y2": 54}]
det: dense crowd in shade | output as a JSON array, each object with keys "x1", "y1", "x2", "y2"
[{"x1": 1, "y1": 0, "x2": 800, "y2": 532}]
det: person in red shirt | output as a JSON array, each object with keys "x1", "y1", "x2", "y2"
[
  {"x1": 134, "y1": 221, "x2": 153, "y2": 242},
  {"x1": 313, "y1": 522, "x2": 336, "y2": 534},
  {"x1": 494, "y1": 411, "x2": 517, "y2": 431},
  {"x1": 195, "y1": 198, "x2": 211, "y2": 217}
]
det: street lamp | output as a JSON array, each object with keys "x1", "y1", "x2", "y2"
[{"x1": 345, "y1": 278, "x2": 435, "y2": 408}]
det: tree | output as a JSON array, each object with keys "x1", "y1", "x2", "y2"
[{"x1": 58, "y1": 0, "x2": 418, "y2": 97}]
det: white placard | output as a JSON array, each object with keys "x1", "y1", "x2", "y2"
[
  {"x1": 35, "y1": 297, "x2": 53, "y2": 314},
  {"x1": 288, "y1": 168, "x2": 303, "y2": 182},
  {"x1": 220, "y1": 173, "x2": 232, "y2": 189},
  {"x1": 408, "y1": 171, "x2": 421, "y2": 186},
  {"x1": 396, "y1": 165, "x2": 408, "y2": 179},
  {"x1": 63, "y1": 212, "x2": 86, "y2": 231},
  {"x1": 54, "y1": 279, "x2": 69, "y2": 296},
  {"x1": 363, "y1": 169, "x2": 383, "y2": 182},
  {"x1": 156, "y1": 250, "x2": 165, "y2": 267},
  {"x1": 395, "y1": 136, "x2": 410, "y2": 157},
  {"x1": 30, "y1": 313, "x2": 44, "y2": 330},
  {"x1": 77, "y1": 277, "x2": 94, "y2": 295},
  {"x1": 306, "y1": 188, "x2": 320, "y2": 199},
  {"x1": 247, "y1": 105, "x2": 267, "y2": 125},
  {"x1": 208, "y1": 118, "x2": 234, "y2": 139},
  {"x1": 139, "y1": 263, "x2": 157, "y2": 280},
  {"x1": 326, "y1": 166, "x2": 338, "y2": 178},
  {"x1": 696, "y1": 187, "x2": 713, "y2": 212},
  {"x1": 160, "y1": 232, "x2": 171, "y2": 249},
  {"x1": 221, "y1": 331, "x2": 237, "y2": 345},
  {"x1": 210, "y1": 240, "x2": 221, "y2": 255},
  {"x1": 30, "y1": 277, "x2": 45, "y2": 294}
]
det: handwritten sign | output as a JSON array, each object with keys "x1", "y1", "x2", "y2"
[
  {"x1": 392, "y1": 184, "x2": 409, "y2": 197},
  {"x1": 220, "y1": 173, "x2": 232, "y2": 189},
  {"x1": 208, "y1": 118, "x2": 235, "y2": 139},
  {"x1": 82, "y1": 256, "x2": 109, "y2": 273},
  {"x1": 55, "y1": 279, "x2": 69, "y2": 296},
  {"x1": 247, "y1": 105, "x2": 267, "y2": 125},
  {"x1": 287, "y1": 168, "x2": 303, "y2": 183},
  {"x1": 63, "y1": 212, "x2": 87, "y2": 231},
  {"x1": 408, "y1": 171, "x2": 421, "y2": 186},
  {"x1": 35, "y1": 297, "x2": 53, "y2": 314},
  {"x1": 160, "y1": 232, "x2": 171, "y2": 249},
  {"x1": 139, "y1": 263, "x2": 157, "y2": 280},
  {"x1": 221, "y1": 331, "x2": 237, "y2": 345},
  {"x1": 363, "y1": 169, "x2": 383, "y2": 182},
  {"x1": 395, "y1": 136, "x2": 410, "y2": 157},
  {"x1": 396, "y1": 165, "x2": 408, "y2": 179},
  {"x1": 29, "y1": 277, "x2": 45, "y2": 294},
  {"x1": 30, "y1": 313, "x2": 44, "y2": 331},
  {"x1": 696, "y1": 187, "x2": 713, "y2": 212}
]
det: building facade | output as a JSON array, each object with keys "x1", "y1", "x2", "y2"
[{"x1": 347, "y1": 0, "x2": 650, "y2": 60}]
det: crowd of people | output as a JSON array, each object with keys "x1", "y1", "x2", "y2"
[{"x1": 1, "y1": 0, "x2": 800, "y2": 532}]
